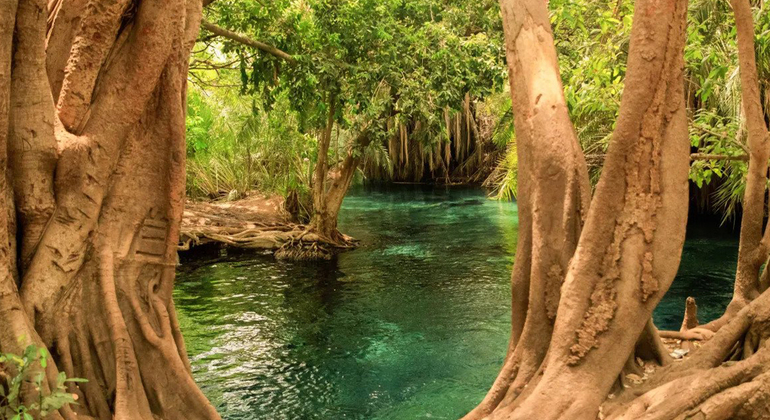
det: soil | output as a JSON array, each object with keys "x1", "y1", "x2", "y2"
[{"x1": 179, "y1": 193, "x2": 301, "y2": 251}]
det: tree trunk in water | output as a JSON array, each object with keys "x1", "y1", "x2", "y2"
[
  {"x1": 462, "y1": 0, "x2": 592, "y2": 418},
  {"x1": 469, "y1": 0, "x2": 690, "y2": 418},
  {"x1": 310, "y1": 115, "x2": 367, "y2": 243},
  {"x1": 310, "y1": 97, "x2": 336, "y2": 240},
  {"x1": 701, "y1": 0, "x2": 770, "y2": 332},
  {"x1": 0, "y1": 0, "x2": 220, "y2": 418},
  {"x1": 313, "y1": 151, "x2": 361, "y2": 241}
]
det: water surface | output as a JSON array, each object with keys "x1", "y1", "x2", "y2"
[{"x1": 175, "y1": 184, "x2": 738, "y2": 420}]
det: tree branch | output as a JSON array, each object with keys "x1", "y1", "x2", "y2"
[
  {"x1": 200, "y1": 20, "x2": 296, "y2": 63},
  {"x1": 690, "y1": 153, "x2": 750, "y2": 161},
  {"x1": 589, "y1": 153, "x2": 750, "y2": 163}
]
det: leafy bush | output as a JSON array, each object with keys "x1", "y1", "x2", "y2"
[
  {"x1": 185, "y1": 87, "x2": 315, "y2": 203},
  {"x1": 1, "y1": 344, "x2": 86, "y2": 420}
]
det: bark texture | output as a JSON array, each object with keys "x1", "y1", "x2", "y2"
[
  {"x1": 469, "y1": 0, "x2": 770, "y2": 419},
  {"x1": 0, "y1": 0, "x2": 221, "y2": 418},
  {"x1": 468, "y1": 0, "x2": 692, "y2": 418},
  {"x1": 461, "y1": 0, "x2": 592, "y2": 418},
  {"x1": 701, "y1": 0, "x2": 770, "y2": 332},
  {"x1": 309, "y1": 107, "x2": 368, "y2": 244}
]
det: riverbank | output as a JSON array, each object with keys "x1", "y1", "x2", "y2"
[{"x1": 179, "y1": 193, "x2": 355, "y2": 259}]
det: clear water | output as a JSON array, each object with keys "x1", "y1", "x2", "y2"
[{"x1": 174, "y1": 184, "x2": 739, "y2": 420}]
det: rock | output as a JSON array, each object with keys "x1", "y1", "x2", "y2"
[{"x1": 670, "y1": 348, "x2": 689, "y2": 359}]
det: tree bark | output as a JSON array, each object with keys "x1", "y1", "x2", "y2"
[
  {"x1": 701, "y1": 0, "x2": 770, "y2": 332},
  {"x1": 461, "y1": 0, "x2": 592, "y2": 417},
  {"x1": 310, "y1": 125, "x2": 369, "y2": 243},
  {"x1": 472, "y1": 0, "x2": 770, "y2": 419},
  {"x1": 468, "y1": 0, "x2": 690, "y2": 418},
  {"x1": 0, "y1": 0, "x2": 221, "y2": 418},
  {"x1": 310, "y1": 97, "x2": 339, "y2": 240}
]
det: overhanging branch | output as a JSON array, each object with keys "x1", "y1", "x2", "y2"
[
  {"x1": 200, "y1": 20, "x2": 296, "y2": 64},
  {"x1": 587, "y1": 153, "x2": 750, "y2": 164},
  {"x1": 690, "y1": 153, "x2": 749, "y2": 162}
]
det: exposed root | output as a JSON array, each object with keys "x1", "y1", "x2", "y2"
[
  {"x1": 659, "y1": 328, "x2": 715, "y2": 341},
  {"x1": 179, "y1": 225, "x2": 303, "y2": 250},
  {"x1": 180, "y1": 196, "x2": 357, "y2": 259},
  {"x1": 602, "y1": 290, "x2": 770, "y2": 420},
  {"x1": 606, "y1": 344, "x2": 770, "y2": 420}
]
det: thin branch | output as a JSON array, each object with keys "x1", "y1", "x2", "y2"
[
  {"x1": 693, "y1": 125, "x2": 750, "y2": 154},
  {"x1": 587, "y1": 153, "x2": 750, "y2": 163},
  {"x1": 200, "y1": 20, "x2": 296, "y2": 64},
  {"x1": 690, "y1": 153, "x2": 749, "y2": 161},
  {"x1": 187, "y1": 72, "x2": 241, "y2": 89}
]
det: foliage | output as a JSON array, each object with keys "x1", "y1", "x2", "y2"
[
  {"x1": 185, "y1": 84, "x2": 315, "y2": 202},
  {"x1": 207, "y1": 0, "x2": 504, "y2": 130},
  {"x1": 684, "y1": 0, "x2": 770, "y2": 220},
  {"x1": 192, "y1": 0, "x2": 770, "y2": 220},
  {"x1": 478, "y1": 86, "x2": 517, "y2": 199},
  {"x1": 484, "y1": 0, "x2": 770, "y2": 220},
  {"x1": 553, "y1": 0, "x2": 633, "y2": 164},
  {"x1": 484, "y1": 141, "x2": 518, "y2": 202},
  {"x1": 196, "y1": 0, "x2": 507, "y2": 190},
  {"x1": 1, "y1": 344, "x2": 85, "y2": 420}
]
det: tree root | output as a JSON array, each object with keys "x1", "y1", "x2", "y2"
[
  {"x1": 658, "y1": 328, "x2": 715, "y2": 341},
  {"x1": 179, "y1": 224, "x2": 303, "y2": 250},
  {"x1": 180, "y1": 224, "x2": 358, "y2": 261},
  {"x1": 601, "y1": 291, "x2": 770, "y2": 419},
  {"x1": 605, "y1": 346, "x2": 770, "y2": 420}
]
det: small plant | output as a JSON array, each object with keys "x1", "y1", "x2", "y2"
[{"x1": 0, "y1": 344, "x2": 86, "y2": 420}]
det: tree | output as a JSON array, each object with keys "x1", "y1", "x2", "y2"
[
  {"x1": 466, "y1": 0, "x2": 770, "y2": 419},
  {"x1": 0, "y1": 0, "x2": 219, "y2": 418},
  {"x1": 198, "y1": 0, "x2": 506, "y2": 243}
]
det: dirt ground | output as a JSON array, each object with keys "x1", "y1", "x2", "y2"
[{"x1": 179, "y1": 193, "x2": 300, "y2": 250}]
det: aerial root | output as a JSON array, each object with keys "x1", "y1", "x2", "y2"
[
  {"x1": 168, "y1": 300, "x2": 193, "y2": 372},
  {"x1": 98, "y1": 245, "x2": 155, "y2": 420}
]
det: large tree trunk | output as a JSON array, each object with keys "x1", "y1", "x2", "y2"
[
  {"x1": 503, "y1": 0, "x2": 690, "y2": 414},
  {"x1": 0, "y1": 0, "x2": 220, "y2": 418},
  {"x1": 701, "y1": 0, "x2": 770, "y2": 332},
  {"x1": 469, "y1": 0, "x2": 691, "y2": 418},
  {"x1": 470, "y1": 0, "x2": 770, "y2": 419},
  {"x1": 461, "y1": 0, "x2": 592, "y2": 418}
]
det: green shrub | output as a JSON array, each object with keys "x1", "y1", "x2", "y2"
[
  {"x1": 1, "y1": 344, "x2": 86, "y2": 420},
  {"x1": 185, "y1": 87, "x2": 315, "y2": 202}
]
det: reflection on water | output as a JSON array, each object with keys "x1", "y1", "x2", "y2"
[{"x1": 174, "y1": 184, "x2": 738, "y2": 420}]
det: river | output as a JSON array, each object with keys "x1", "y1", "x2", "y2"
[{"x1": 174, "y1": 184, "x2": 738, "y2": 420}]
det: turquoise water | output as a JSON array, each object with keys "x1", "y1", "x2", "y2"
[{"x1": 174, "y1": 184, "x2": 738, "y2": 420}]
